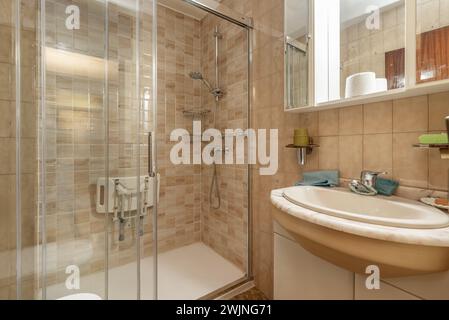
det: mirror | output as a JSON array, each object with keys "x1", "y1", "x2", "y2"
[
  {"x1": 416, "y1": 0, "x2": 449, "y2": 84},
  {"x1": 314, "y1": 0, "x2": 405, "y2": 104},
  {"x1": 340, "y1": 0, "x2": 406, "y2": 99},
  {"x1": 285, "y1": 0, "x2": 310, "y2": 109}
]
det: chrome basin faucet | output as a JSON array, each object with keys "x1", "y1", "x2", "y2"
[{"x1": 349, "y1": 171, "x2": 387, "y2": 196}]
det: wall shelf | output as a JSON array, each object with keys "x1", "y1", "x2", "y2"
[
  {"x1": 286, "y1": 143, "x2": 319, "y2": 166},
  {"x1": 413, "y1": 144, "x2": 449, "y2": 149},
  {"x1": 285, "y1": 80, "x2": 449, "y2": 113},
  {"x1": 285, "y1": 144, "x2": 319, "y2": 150}
]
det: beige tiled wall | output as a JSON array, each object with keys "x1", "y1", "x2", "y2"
[{"x1": 300, "y1": 92, "x2": 449, "y2": 201}]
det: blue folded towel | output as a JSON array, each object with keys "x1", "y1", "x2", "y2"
[
  {"x1": 295, "y1": 171, "x2": 339, "y2": 187},
  {"x1": 375, "y1": 178, "x2": 399, "y2": 196}
]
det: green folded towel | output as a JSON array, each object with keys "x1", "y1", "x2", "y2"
[
  {"x1": 419, "y1": 133, "x2": 448, "y2": 144},
  {"x1": 375, "y1": 178, "x2": 399, "y2": 196},
  {"x1": 295, "y1": 171, "x2": 339, "y2": 187}
]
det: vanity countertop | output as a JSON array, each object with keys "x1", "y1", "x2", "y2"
[{"x1": 271, "y1": 188, "x2": 449, "y2": 247}]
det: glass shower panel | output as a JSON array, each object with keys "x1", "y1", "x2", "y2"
[
  {"x1": 155, "y1": 1, "x2": 250, "y2": 299},
  {"x1": 105, "y1": 0, "x2": 156, "y2": 300},
  {"x1": 37, "y1": 0, "x2": 157, "y2": 300},
  {"x1": 18, "y1": 0, "x2": 39, "y2": 299},
  {"x1": 39, "y1": 0, "x2": 109, "y2": 299},
  {"x1": 138, "y1": 0, "x2": 157, "y2": 300}
]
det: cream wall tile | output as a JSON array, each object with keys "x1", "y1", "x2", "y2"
[
  {"x1": 383, "y1": 6, "x2": 398, "y2": 29},
  {"x1": 0, "y1": 138, "x2": 15, "y2": 174},
  {"x1": 299, "y1": 112, "x2": 318, "y2": 137},
  {"x1": 319, "y1": 109, "x2": 339, "y2": 136},
  {"x1": 0, "y1": 0, "x2": 12, "y2": 26},
  {"x1": 429, "y1": 92, "x2": 449, "y2": 131},
  {"x1": 0, "y1": 63, "x2": 12, "y2": 101},
  {"x1": 363, "y1": 134, "x2": 393, "y2": 175},
  {"x1": 393, "y1": 133, "x2": 428, "y2": 188},
  {"x1": 416, "y1": 0, "x2": 440, "y2": 34},
  {"x1": 383, "y1": 26, "x2": 401, "y2": 53},
  {"x1": 0, "y1": 100, "x2": 14, "y2": 137},
  {"x1": 318, "y1": 136, "x2": 339, "y2": 170},
  {"x1": 440, "y1": 0, "x2": 449, "y2": 27},
  {"x1": 429, "y1": 149, "x2": 449, "y2": 191},
  {"x1": 339, "y1": 105, "x2": 363, "y2": 135},
  {"x1": 364, "y1": 101, "x2": 393, "y2": 134},
  {"x1": 0, "y1": 26, "x2": 12, "y2": 64},
  {"x1": 339, "y1": 135, "x2": 363, "y2": 180},
  {"x1": 0, "y1": 174, "x2": 15, "y2": 251},
  {"x1": 393, "y1": 96, "x2": 428, "y2": 133}
]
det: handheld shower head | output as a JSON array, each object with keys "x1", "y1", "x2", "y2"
[
  {"x1": 189, "y1": 71, "x2": 204, "y2": 80},
  {"x1": 189, "y1": 71, "x2": 213, "y2": 91}
]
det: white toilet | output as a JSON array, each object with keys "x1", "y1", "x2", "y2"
[{"x1": 58, "y1": 293, "x2": 102, "y2": 300}]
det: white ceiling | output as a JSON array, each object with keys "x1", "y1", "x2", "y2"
[
  {"x1": 340, "y1": 0, "x2": 402, "y2": 25},
  {"x1": 159, "y1": 0, "x2": 208, "y2": 20},
  {"x1": 99, "y1": 0, "x2": 219, "y2": 20}
]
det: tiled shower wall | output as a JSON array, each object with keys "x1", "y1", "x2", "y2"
[{"x1": 199, "y1": 13, "x2": 249, "y2": 270}]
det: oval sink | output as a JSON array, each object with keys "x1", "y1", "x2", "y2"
[{"x1": 283, "y1": 186, "x2": 449, "y2": 229}]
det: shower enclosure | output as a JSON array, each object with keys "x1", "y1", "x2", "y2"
[{"x1": 4, "y1": 0, "x2": 252, "y2": 300}]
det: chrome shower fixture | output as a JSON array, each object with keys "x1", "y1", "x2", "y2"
[{"x1": 188, "y1": 71, "x2": 224, "y2": 100}]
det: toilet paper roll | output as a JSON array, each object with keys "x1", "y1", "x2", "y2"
[{"x1": 345, "y1": 72, "x2": 377, "y2": 98}]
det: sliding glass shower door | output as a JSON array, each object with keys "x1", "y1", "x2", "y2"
[
  {"x1": 37, "y1": 0, "x2": 157, "y2": 300},
  {"x1": 7, "y1": 0, "x2": 252, "y2": 300}
]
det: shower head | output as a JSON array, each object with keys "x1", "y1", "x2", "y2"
[
  {"x1": 189, "y1": 71, "x2": 204, "y2": 80},
  {"x1": 189, "y1": 71, "x2": 213, "y2": 91}
]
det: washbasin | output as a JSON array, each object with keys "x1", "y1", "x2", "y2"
[
  {"x1": 271, "y1": 187, "x2": 449, "y2": 278},
  {"x1": 283, "y1": 186, "x2": 449, "y2": 229}
]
